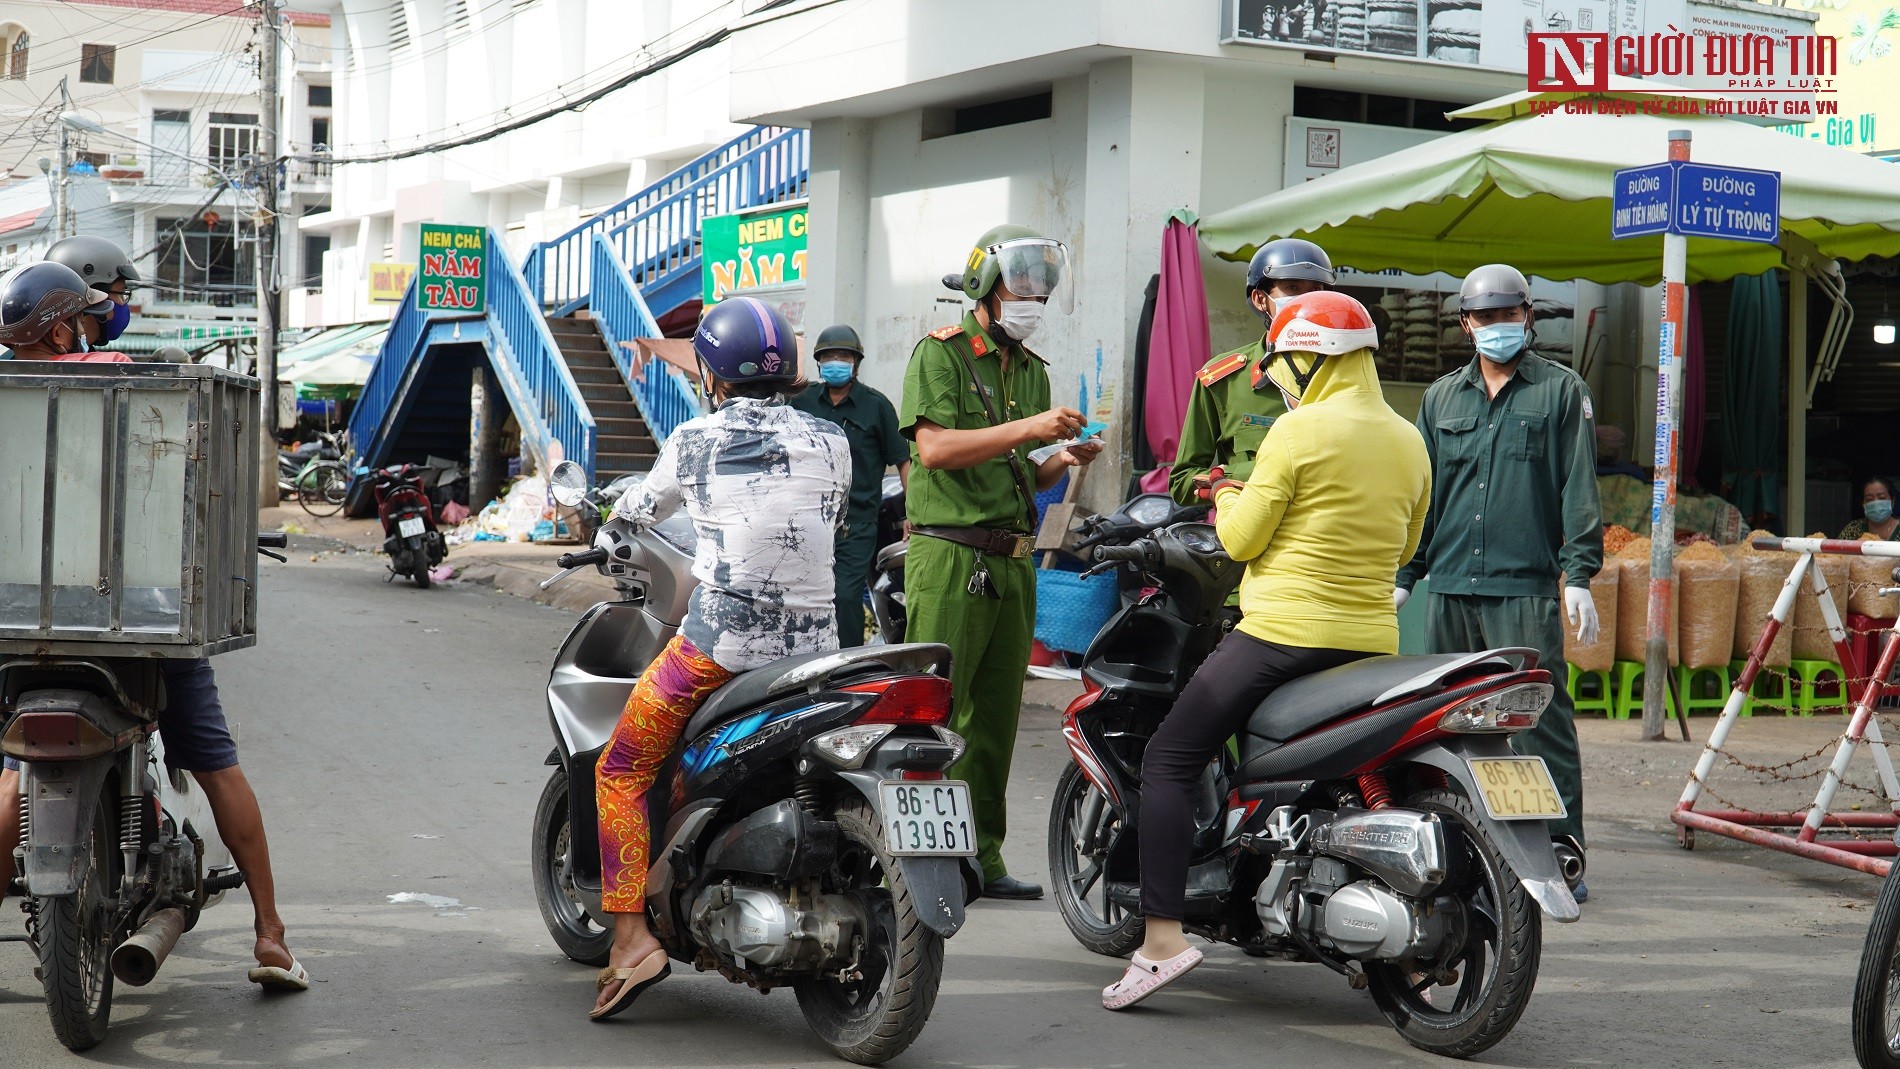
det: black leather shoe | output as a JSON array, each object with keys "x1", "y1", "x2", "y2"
[{"x1": 982, "y1": 875, "x2": 1044, "y2": 900}]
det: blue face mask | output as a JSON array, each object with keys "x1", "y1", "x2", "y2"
[
  {"x1": 1867, "y1": 499, "x2": 1894, "y2": 523},
  {"x1": 103, "y1": 300, "x2": 131, "y2": 341},
  {"x1": 817, "y1": 360, "x2": 853, "y2": 386},
  {"x1": 1472, "y1": 321, "x2": 1527, "y2": 363}
]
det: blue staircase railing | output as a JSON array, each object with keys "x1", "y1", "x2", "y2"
[
  {"x1": 523, "y1": 126, "x2": 809, "y2": 319},
  {"x1": 588, "y1": 233, "x2": 703, "y2": 441},
  {"x1": 348, "y1": 229, "x2": 598, "y2": 480}
]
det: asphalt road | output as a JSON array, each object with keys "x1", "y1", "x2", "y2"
[{"x1": 0, "y1": 548, "x2": 1882, "y2": 1068}]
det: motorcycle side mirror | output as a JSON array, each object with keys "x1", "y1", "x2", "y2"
[{"x1": 549, "y1": 460, "x2": 590, "y2": 508}]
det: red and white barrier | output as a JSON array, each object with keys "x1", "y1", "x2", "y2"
[{"x1": 1673, "y1": 536, "x2": 1900, "y2": 876}]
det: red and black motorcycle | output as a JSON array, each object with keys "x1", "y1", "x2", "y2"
[
  {"x1": 1047, "y1": 496, "x2": 1579, "y2": 1058},
  {"x1": 362, "y1": 464, "x2": 447, "y2": 588}
]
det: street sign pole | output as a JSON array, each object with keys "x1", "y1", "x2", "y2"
[{"x1": 1642, "y1": 129, "x2": 1693, "y2": 742}]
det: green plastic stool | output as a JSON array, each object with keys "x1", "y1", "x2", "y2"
[
  {"x1": 1675, "y1": 664, "x2": 1733, "y2": 716},
  {"x1": 1790, "y1": 659, "x2": 1847, "y2": 716},
  {"x1": 1729, "y1": 659, "x2": 1792, "y2": 716},
  {"x1": 1612, "y1": 660, "x2": 1677, "y2": 720},
  {"x1": 1567, "y1": 665, "x2": 1615, "y2": 718}
]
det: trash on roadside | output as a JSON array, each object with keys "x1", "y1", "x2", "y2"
[
  {"x1": 429, "y1": 565, "x2": 455, "y2": 583},
  {"x1": 440, "y1": 499, "x2": 471, "y2": 526}
]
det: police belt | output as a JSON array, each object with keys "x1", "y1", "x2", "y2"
[{"x1": 911, "y1": 525, "x2": 1034, "y2": 558}]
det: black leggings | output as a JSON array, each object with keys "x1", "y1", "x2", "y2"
[{"x1": 1138, "y1": 631, "x2": 1373, "y2": 921}]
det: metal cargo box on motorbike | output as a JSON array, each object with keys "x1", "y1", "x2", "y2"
[{"x1": 0, "y1": 363, "x2": 261, "y2": 658}]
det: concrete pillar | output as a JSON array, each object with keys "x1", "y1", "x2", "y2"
[
  {"x1": 804, "y1": 117, "x2": 873, "y2": 354},
  {"x1": 469, "y1": 363, "x2": 506, "y2": 507},
  {"x1": 1076, "y1": 56, "x2": 1207, "y2": 512}
]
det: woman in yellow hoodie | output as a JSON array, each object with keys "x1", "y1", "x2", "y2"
[{"x1": 1103, "y1": 291, "x2": 1433, "y2": 1010}]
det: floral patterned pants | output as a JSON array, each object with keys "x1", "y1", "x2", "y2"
[{"x1": 596, "y1": 635, "x2": 734, "y2": 913}]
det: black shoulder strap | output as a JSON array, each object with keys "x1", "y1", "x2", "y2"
[{"x1": 946, "y1": 335, "x2": 1039, "y2": 529}]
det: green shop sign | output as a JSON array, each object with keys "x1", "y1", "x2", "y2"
[
  {"x1": 417, "y1": 224, "x2": 487, "y2": 313},
  {"x1": 701, "y1": 203, "x2": 807, "y2": 303}
]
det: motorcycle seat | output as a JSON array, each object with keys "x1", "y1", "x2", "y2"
[
  {"x1": 1245, "y1": 649, "x2": 1529, "y2": 743},
  {"x1": 682, "y1": 643, "x2": 953, "y2": 742},
  {"x1": 875, "y1": 541, "x2": 907, "y2": 571}
]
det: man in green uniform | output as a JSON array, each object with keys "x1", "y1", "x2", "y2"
[
  {"x1": 788, "y1": 323, "x2": 910, "y2": 646},
  {"x1": 1395, "y1": 263, "x2": 1603, "y2": 900},
  {"x1": 902, "y1": 224, "x2": 1101, "y2": 900},
  {"x1": 1169, "y1": 238, "x2": 1335, "y2": 505}
]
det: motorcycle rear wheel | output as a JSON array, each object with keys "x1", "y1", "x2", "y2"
[
  {"x1": 794, "y1": 801, "x2": 943, "y2": 1066},
  {"x1": 1364, "y1": 788, "x2": 1541, "y2": 1059},
  {"x1": 1852, "y1": 859, "x2": 1900, "y2": 1068},
  {"x1": 34, "y1": 785, "x2": 120, "y2": 1052},
  {"x1": 1047, "y1": 764, "x2": 1143, "y2": 957},
  {"x1": 411, "y1": 554, "x2": 432, "y2": 589},
  {"x1": 530, "y1": 767, "x2": 612, "y2": 967}
]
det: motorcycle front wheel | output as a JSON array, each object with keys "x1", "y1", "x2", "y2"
[
  {"x1": 794, "y1": 801, "x2": 943, "y2": 1066},
  {"x1": 1047, "y1": 764, "x2": 1143, "y2": 957},
  {"x1": 33, "y1": 783, "x2": 121, "y2": 1052},
  {"x1": 1364, "y1": 787, "x2": 1541, "y2": 1059},
  {"x1": 530, "y1": 767, "x2": 612, "y2": 967},
  {"x1": 1852, "y1": 860, "x2": 1900, "y2": 1068}
]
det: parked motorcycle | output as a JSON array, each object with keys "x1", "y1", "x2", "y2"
[
  {"x1": 1, "y1": 532, "x2": 289, "y2": 1051},
  {"x1": 531, "y1": 462, "x2": 977, "y2": 1065},
  {"x1": 868, "y1": 475, "x2": 907, "y2": 645},
  {"x1": 1048, "y1": 502, "x2": 1578, "y2": 1058},
  {"x1": 362, "y1": 464, "x2": 447, "y2": 588}
]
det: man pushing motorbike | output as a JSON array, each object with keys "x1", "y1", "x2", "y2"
[
  {"x1": 0, "y1": 257, "x2": 307, "y2": 991},
  {"x1": 589, "y1": 295, "x2": 851, "y2": 1020}
]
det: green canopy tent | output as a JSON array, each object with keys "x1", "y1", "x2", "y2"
[{"x1": 1200, "y1": 86, "x2": 1900, "y2": 533}]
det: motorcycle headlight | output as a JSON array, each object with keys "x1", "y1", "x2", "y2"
[
  {"x1": 1437, "y1": 683, "x2": 1551, "y2": 733},
  {"x1": 810, "y1": 724, "x2": 896, "y2": 769}
]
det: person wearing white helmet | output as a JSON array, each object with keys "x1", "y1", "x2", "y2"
[
  {"x1": 1395, "y1": 263, "x2": 1603, "y2": 902},
  {"x1": 1102, "y1": 291, "x2": 1431, "y2": 1011}
]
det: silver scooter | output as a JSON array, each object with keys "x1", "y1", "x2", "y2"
[{"x1": 531, "y1": 462, "x2": 978, "y2": 1065}]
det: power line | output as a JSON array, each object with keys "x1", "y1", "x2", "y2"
[{"x1": 299, "y1": 26, "x2": 730, "y2": 166}]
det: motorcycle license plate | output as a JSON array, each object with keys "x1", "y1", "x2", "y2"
[
  {"x1": 879, "y1": 780, "x2": 977, "y2": 857},
  {"x1": 397, "y1": 517, "x2": 425, "y2": 538},
  {"x1": 1468, "y1": 757, "x2": 1568, "y2": 821}
]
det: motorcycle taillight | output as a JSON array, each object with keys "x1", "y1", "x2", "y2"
[{"x1": 842, "y1": 676, "x2": 952, "y2": 726}]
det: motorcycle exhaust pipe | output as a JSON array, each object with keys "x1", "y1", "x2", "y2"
[
  {"x1": 1551, "y1": 839, "x2": 1586, "y2": 888},
  {"x1": 111, "y1": 907, "x2": 189, "y2": 987}
]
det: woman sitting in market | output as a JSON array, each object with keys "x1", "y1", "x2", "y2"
[{"x1": 1841, "y1": 476, "x2": 1900, "y2": 541}]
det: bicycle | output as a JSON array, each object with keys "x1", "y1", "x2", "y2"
[{"x1": 293, "y1": 431, "x2": 352, "y2": 518}]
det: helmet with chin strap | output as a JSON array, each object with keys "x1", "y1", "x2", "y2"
[
  {"x1": 1260, "y1": 291, "x2": 1378, "y2": 402},
  {"x1": 0, "y1": 261, "x2": 110, "y2": 347},
  {"x1": 1245, "y1": 238, "x2": 1335, "y2": 295}
]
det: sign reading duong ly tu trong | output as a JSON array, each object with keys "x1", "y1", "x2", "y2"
[
  {"x1": 701, "y1": 203, "x2": 807, "y2": 303},
  {"x1": 417, "y1": 224, "x2": 487, "y2": 313}
]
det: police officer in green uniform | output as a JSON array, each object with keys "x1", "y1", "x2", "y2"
[
  {"x1": 788, "y1": 323, "x2": 910, "y2": 647},
  {"x1": 1169, "y1": 238, "x2": 1335, "y2": 505},
  {"x1": 1395, "y1": 263, "x2": 1603, "y2": 900},
  {"x1": 901, "y1": 224, "x2": 1101, "y2": 900}
]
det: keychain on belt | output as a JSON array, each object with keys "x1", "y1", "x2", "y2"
[{"x1": 967, "y1": 548, "x2": 1001, "y2": 599}]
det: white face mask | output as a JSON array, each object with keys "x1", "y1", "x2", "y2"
[{"x1": 995, "y1": 299, "x2": 1046, "y2": 342}]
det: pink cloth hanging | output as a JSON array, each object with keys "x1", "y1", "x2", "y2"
[
  {"x1": 1143, "y1": 215, "x2": 1213, "y2": 481},
  {"x1": 1682, "y1": 285, "x2": 1705, "y2": 488}
]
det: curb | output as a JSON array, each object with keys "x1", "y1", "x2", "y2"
[{"x1": 452, "y1": 551, "x2": 615, "y2": 613}]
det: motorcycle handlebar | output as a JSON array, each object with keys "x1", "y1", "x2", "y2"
[
  {"x1": 556, "y1": 547, "x2": 610, "y2": 570},
  {"x1": 257, "y1": 532, "x2": 288, "y2": 549},
  {"x1": 1093, "y1": 543, "x2": 1150, "y2": 563}
]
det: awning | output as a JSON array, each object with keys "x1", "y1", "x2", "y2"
[
  {"x1": 287, "y1": 327, "x2": 385, "y2": 387},
  {"x1": 279, "y1": 322, "x2": 382, "y2": 368},
  {"x1": 1200, "y1": 99, "x2": 1900, "y2": 285},
  {"x1": 163, "y1": 323, "x2": 257, "y2": 341}
]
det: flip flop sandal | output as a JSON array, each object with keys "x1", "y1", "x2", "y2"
[
  {"x1": 589, "y1": 949, "x2": 671, "y2": 1022},
  {"x1": 247, "y1": 957, "x2": 311, "y2": 992},
  {"x1": 1101, "y1": 946, "x2": 1203, "y2": 1011}
]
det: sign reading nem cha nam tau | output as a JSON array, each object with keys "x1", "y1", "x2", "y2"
[
  {"x1": 417, "y1": 224, "x2": 487, "y2": 313},
  {"x1": 701, "y1": 203, "x2": 807, "y2": 303}
]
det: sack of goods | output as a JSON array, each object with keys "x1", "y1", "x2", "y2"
[
  {"x1": 1848, "y1": 534, "x2": 1900, "y2": 619},
  {"x1": 1677, "y1": 541, "x2": 1739, "y2": 669},
  {"x1": 1733, "y1": 532, "x2": 1794, "y2": 667},
  {"x1": 1792, "y1": 533, "x2": 1849, "y2": 661},
  {"x1": 1614, "y1": 537, "x2": 1678, "y2": 665}
]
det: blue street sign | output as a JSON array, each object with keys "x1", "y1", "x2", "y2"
[
  {"x1": 1610, "y1": 161, "x2": 1782, "y2": 244},
  {"x1": 1671, "y1": 162, "x2": 1781, "y2": 244},
  {"x1": 1612, "y1": 163, "x2": 1674, "y2": 239}
]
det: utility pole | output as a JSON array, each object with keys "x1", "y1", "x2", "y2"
[
  {"x1": 1641, "y1": 128, "x2": 1692, "y2": 741},
  {"x1": 54, "y1": 77, "x2": 70, "y2": 239},
  {"x1": 255, "y1": 0, "x2": 282, "y2": 505}
]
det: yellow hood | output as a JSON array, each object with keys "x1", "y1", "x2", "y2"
[{"x1": 1262, "y1": 346, "x2": 1381, "y2": 406}]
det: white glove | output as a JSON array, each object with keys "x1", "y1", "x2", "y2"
[
  {"x1": 1393, "y1": 587, "x2": 1411, "y2": 610},
  {"x1": 1565, "y1": 586, "x2": 1600, "y2": 646}
]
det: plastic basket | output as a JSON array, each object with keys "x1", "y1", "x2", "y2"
[{"x1": 1035, "y1": 568, "x2": 1120, "y2": 654}]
